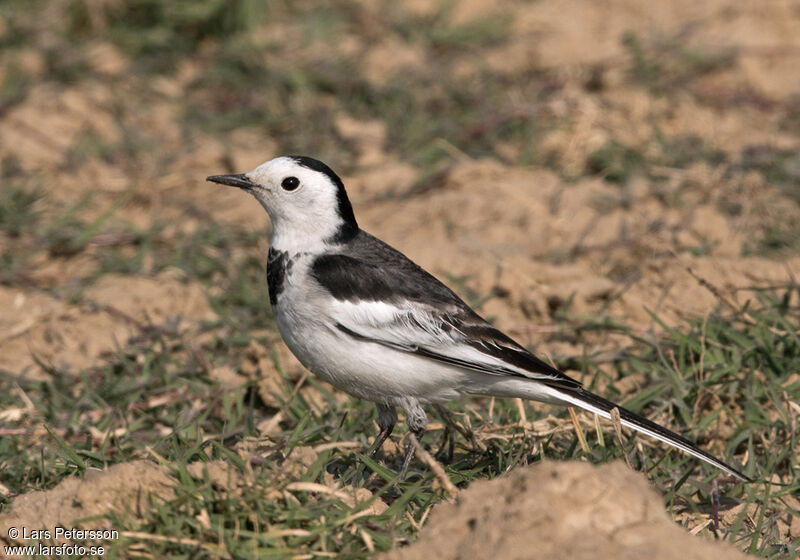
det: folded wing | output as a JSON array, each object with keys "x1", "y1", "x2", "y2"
[{"x1": 311, "y1": 240, "x2": 581, "y2": 390}]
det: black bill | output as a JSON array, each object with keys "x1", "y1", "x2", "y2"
[{"x1": 206, "y1": 173, "x2": 255, "y2": 190}]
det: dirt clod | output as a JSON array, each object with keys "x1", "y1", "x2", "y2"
[
  {"x1": 381, "y1": 461, "x2": 750, "y2": 560},
  {"x1": 0, "y1": 461, "x2": 174, "y2": 545}
]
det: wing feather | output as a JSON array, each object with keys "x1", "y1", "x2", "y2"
[
  {"x1": 333, "y1": 306, "x2": 581, "y2": 390},
  {"x1": 312, "y1": 232, "x2": 582, "y2": 390}
]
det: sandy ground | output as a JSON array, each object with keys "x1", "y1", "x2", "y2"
[
  {"x1": 381, "y1": 460, "x2": 752, "y2": 560},
  {"x1": 2, "y1": 0, "x2": 799, "y2": 555}
]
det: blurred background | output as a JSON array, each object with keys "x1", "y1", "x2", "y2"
[
  {"x1": 1, "y1": 0, "x2": 799, "y2": 556},
  {"x1": 3, "y1": 0, "x2": 800, "y2": 373}
]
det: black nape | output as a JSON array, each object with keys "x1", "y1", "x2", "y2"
[{"x1": 291, "y1": 156, "x2": 359, "y2": 242}]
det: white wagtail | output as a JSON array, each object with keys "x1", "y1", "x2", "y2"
[{"x1": 207, "y1": 156, "x2": 750, "y2": 481}]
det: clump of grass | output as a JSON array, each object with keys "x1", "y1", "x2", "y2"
[
  {"x1": 586, "y1": 140, "x2": 645, "y2": 184},
  {"x1": 622, "y1": 31, "x2": 737, "y2": 95},
  {"x1": 67, "y1": 0, "x2": 260, "y2": 68},
  {"x1": 0, "y1": 59, "x2": 33, "y2": 111},
  {"x1": 586, "y1": 131, "x2": 726, "y2": 185},
  {"x1": 0, "y1": 185, "x2": 43, "y2": 238},
  {"x1": 0, "y1": 179, "x2": 47, "y2": 284},
  {"x1": 655, "y1": 131, "x2": 726, "y2": 170},
  {"x1": 739, "y1": 145, "x2": 800, "y2": 204},
  {"x1": 391, "y1": 4, "x2": 512, "y2": 52},
  {"x1": 743, "y1": 221, "x2": 800, "y2": 256}
]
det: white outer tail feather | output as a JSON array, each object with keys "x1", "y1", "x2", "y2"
[{"x1": 545, "y1": 385, "x2": 750, "y2": 481}]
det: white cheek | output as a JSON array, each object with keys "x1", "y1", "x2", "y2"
[{"x1": 268, "y1": 189, "x2": 345, "y2": 251}]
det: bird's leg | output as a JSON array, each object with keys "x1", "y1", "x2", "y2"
[
  {"x1": 434, "y1": 422, "x2": 454, "y2": 460},
  {"x1": 399, "y1": 427, "x2": 425, "y2": 480},
  {"x1": 399, "y1": 399, "x2": 428, "y2": 480},
  {"x1": 433, "y1": 404, "x2": 455, "y2": 460},
  {"x1": 434, "y1": 403, "x2": 480, "y2": 454},
  {"x1": 367, "y1": 403, "x2": 397, "y2": 458},
  {"x1": 353, "y1": 404, "x2": 397, "y2": 486}
]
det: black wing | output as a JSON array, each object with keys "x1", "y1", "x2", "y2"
[{"x1": 313, "y1": 231, "x2": 581, "y2": 390}]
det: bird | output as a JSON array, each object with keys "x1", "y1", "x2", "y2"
[{"x1": 207, "y1": 156, "x2": 751, "y2": 482}]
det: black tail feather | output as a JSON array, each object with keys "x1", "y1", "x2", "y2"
[{"x1": 560, "y1": 387, "x2": 752, "y2": 482}]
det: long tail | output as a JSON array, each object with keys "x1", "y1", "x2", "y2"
[{"x1": 550, "y1": 386, "x2": 752, "y2": 481}]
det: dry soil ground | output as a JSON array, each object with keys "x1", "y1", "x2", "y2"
[{"x1": 0, "y1": 0, "x2": 799, "y2": 558}]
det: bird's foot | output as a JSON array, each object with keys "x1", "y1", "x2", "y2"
[
  {"x1": 434, "y1": 404, "x2": 483, "y2": 455},
  {"x1": 398, "y1": 428, "x2": 425, "y2": 480}
]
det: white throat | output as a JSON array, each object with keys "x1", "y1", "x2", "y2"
[{"x1": 268, "y1": 220, "x2": 332, "y2": 254}]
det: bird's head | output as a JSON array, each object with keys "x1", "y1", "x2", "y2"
[{"x1": 207, "y1": 156, "x2": 358, "y2": 250}]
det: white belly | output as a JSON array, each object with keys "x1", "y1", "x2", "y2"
[
  {"x1": 272, "y1": 267, "x2": 471, "y2": 405},
  {"x1": 275, "y1": 307, "x2": 469, "y2": 404},
  {"x1": 268, "y1": 252, "x2": 559, "y2": 408}
]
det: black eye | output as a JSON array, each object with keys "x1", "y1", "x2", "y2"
[{"x1": 281, "y1": 176, "x2": 300, "y2": 191}]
